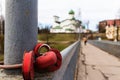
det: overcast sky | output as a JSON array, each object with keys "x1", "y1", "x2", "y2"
[
  {"x1": 1, "y1": 0, "x2": 120, "y2": 31},
  {"x1": 38, "y1": 0, "x2": 120, "y2": 31}
]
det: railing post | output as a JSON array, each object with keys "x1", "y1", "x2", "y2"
[{"x1": 5, "y1": 0, "x2": 38, "y2": 65}]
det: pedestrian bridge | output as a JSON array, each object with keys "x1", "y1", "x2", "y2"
[
  {"x1": 3, "y1": 1, "x2": 120, "y2": 79},
  {"x1": 1, "y1": 40, "x2": 120, "y2": 80}
]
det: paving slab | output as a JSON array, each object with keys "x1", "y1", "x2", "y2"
[
  {"x1": 77, "y1": 42, "x2": 120, "y2": 80},
  {"x1": 86, "y1": 66, "x2": 106, "y2": 80}
]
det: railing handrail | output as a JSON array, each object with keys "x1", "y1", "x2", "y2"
[
  {"x1": 52, "y1": 40, "x2": 80, "y2": 80},
  {"x1": 61, "y1": 41, "x2": 80, "y2": 61}
]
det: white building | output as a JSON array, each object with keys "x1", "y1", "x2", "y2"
[{"x1": 50, "y1": 10, "x2": 81, "y2": 33}]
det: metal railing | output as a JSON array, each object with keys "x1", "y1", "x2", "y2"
[
  {"x1": 52, "y1": 40, "x2": 80, "y2": 80},
  {"x1": 34, "y1": 40, "x2": 80, "y2": 80}
]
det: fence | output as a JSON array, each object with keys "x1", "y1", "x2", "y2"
[{"x1": 35, "y1": 41, "x2": 80, "y2": 80}]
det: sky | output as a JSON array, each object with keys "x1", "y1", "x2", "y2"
[{"x1": 1, "y1": 0, "x2": 120, "y2": 31}]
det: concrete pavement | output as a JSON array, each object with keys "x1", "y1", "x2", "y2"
[{"x1": 75, "y1": 42, "x2": 120, "y2": 80}]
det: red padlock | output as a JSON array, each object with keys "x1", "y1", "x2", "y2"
[
  {"x1": 46, "y1": 49, "x2": 62, "y2": 72},
  {"x1": 22, "y1": 51, "x2": 34, "y2": 80},
  {"x1": 34, "y1": 43, "x2": 51, "y2": 57},
  {"x1": 35, "y1": 51, "x2": 57, "y2": 72}
]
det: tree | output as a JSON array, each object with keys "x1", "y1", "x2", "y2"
[
  {"x1": 82, "y1": 25, "x2": 86, "y2": 29},
  {"x1": 98, "y1": 21, "x2": 106, "y2": 33}
]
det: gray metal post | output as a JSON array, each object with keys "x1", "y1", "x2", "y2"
[
  {"x1": 0, "y1": 19, "x2": 3, "y2": 35},
  {"x1": 5, "y1": 0, "x2": 38, "y2": 65}
]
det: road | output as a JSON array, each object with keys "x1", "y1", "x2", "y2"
[{"x1": 75, "y1": 42, "x2": 120, "y2": 80}]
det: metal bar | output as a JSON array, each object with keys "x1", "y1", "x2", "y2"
[
  {"x1": 52, "y1": 41, "x2": 80, "y2": 80},
  {"x1": 5, "y1": 0, "x2": 38, "y2": 65}
]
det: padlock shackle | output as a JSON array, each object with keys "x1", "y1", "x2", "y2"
[
  {"x1": 34, "y1": 43, "x2": 51, "y2": 57},
  {"x1": 38, "y1": 44, "x2": 51, "y2": 52}
]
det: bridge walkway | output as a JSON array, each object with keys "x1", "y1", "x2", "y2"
[{"x1": 75, "y1": 42, "x2": 120, "y2": 80}]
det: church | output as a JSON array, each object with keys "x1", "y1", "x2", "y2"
[{"x1": 50, "y1": 10, "x2": 81, "y2": 33}]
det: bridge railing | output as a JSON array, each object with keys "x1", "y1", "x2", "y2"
[
  {"x1": 53, "y1": 40, "x2": 80, "y2": 80},
  {"x1": 36, "y1": 40, "x2": 80, "y2": 80}
]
